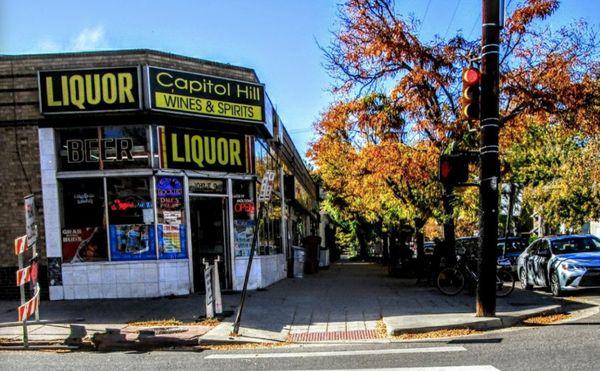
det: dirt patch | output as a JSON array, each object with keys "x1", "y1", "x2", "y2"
[
  {"x1": 127, "y1": 319, "x2": 183, "y2": 327},
  {"x1": 393, "y1": 328, "x2": 482, "y2": 340},
  {"x1": 127, "y1": 318, "x2": 221, "y2": 328},
  {"x1": 375, "y1": 320, "x2": 387, "y2": 337},
  {"x1": 201, "y1": 341, "x2": 290, "y2": 351},
  {"x1": 522, "y1": 312, "x2": 570, "y2": 326},
  {"x1": 196, "y1": 318, "x2": 220, "y2": 327}
]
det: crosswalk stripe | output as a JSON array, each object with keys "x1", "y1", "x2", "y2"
[
  {"x1": 204, "y1": 346, "x2": 467, "y2": 359},
  {"x1": 295, "y1": 366, "x2": 500, "y2": 371}
]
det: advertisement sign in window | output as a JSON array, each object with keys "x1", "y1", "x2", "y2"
[
  {"x1": 60, "y1": 179, "x2": 108, "y2": 262},
  {"x1": 147, "y1": 66, "x2": 265, "y2": 124},
  {"x1": 156, "y1": 177, "x2": 187, "y2": 259},
  {"x1": 57, "y1": 126, "x2": 150, "y2": 171},
  {"x1": 107, "y1": 177, "x2": 156, "y2": 260},
  {"x1": 158, "y1": 126, "x2": 251, "y2": 173}
]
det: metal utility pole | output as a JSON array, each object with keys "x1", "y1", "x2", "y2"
[{"x1": 476, "y1": 0, "x2": 501, "y2": 317}]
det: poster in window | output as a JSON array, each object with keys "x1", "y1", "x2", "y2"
[
  {"x1": 62, "y1": 227, "x2": 108, "y2": 262},
  {"x1": 109, "y1": 224, "x2": 156, "y2": 261},
  {"x1": 158, "y1": 224, "x2": 188, "y2": 259},
  {"x1": 156, "y1": 177, "x2": 187, "y2": 259},
  {"x1": 60, "y1": 179, "x2": 108, "y2": 261}
]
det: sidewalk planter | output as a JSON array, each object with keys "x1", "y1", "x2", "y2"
[{"x1": 0, "y1": 50, "x2": 325, "y2": 300}]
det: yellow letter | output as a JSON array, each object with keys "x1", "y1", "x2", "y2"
[
  {"x1": 229, "y1": 139, "x2": 242, "y2": 166},
  {"x1": 45, "y1": 76, "x2": 62, "y2": 106},
  {"x1": 118, "y1": 73, "x2": 135, "y2": 103},
  {"x1": 85, "y1": 74, "x2": 101, "y2": 105},
  {"x1": 191, "y1": 135, "x2": 204, "y2": 168},
  {"x1": 171, "y1": 133, "x2": 184, "y2": 162},
  {"x1": 217, "y1": 138, "x2": 228, "y2": 165},
  {"x1": 204, "y1": 137, "x2": 216, "y2": 164},
  {"x1": 157, "y1": 72, "x2": 173, "y2": 87},
  {"x1": 102, "y1": 73, "x2": 117, "y2": 104},
  {"x1": 61, "y1": 75, "x2": 70, "y2": 105},
  {"x1": 69, "y1": 75, "x2": 86, "y2": 109}
]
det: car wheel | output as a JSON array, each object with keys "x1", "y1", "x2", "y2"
[
  {"x1": 520, "y1": 268, "x2": 533, "y2": 290},
  {"x1": 551, "y1": 271, "x2": 563, "y2": 297}
]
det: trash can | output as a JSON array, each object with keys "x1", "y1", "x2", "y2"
[{"x1": 292, "y1": 246, "x2": 305, "y2": 278}]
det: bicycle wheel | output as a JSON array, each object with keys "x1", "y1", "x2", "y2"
[
  {"x1": 496, "y1": 268, "x2": 515, "y2": 297},
  {"x1": 436, "y1": 267, "x2": 465, "y2": 296}
]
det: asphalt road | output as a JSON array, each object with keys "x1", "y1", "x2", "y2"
[{"x1": 2, "y1": 292, "x2": 599, "y2": 371}]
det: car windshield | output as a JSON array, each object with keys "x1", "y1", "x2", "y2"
[
  {"x1": 551, "y1": 237, "x2": 600, "y2": 255},
  {"x1": 497, "y1": 239, "x2": 527, "y2": 254}
]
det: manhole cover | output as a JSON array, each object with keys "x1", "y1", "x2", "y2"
[{"x1": 288, "y1": 329, "x2": 383, "y2": 342}]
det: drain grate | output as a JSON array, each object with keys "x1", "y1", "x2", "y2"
[{"x1": 288, "y1": 329, "x2": 383, "y2": 342}]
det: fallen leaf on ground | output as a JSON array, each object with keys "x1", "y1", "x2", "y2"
[
  {"x1": 394, "y1": 328, "x2": 481, "y2": 340},
  {"x1": 127, "y1": 318, "x2": 183, "y2": 327},
  {"x1": 522, "y1": 313, "x2": 570, "y2": 326}
]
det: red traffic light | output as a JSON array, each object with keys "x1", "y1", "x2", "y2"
[
  {"x1": 439, "y1": 154, "x2": 469, "y2": 186},
  {"x1": 462, "y1": 68, "x2": 480, "y2": 86}
]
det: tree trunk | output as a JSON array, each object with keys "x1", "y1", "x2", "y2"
[
  {"x1": 443, "y1": 185, "x2": 457, "y2": 265},
  {"x1": 381, "y1": 229, "x2": 390, "y2": 265},
  {"x1": 414, "y1": 218, "x2": 426, "y2": 278},
  {"x1": 356, "y1": 224, "x2": 369, "y2": 260}
]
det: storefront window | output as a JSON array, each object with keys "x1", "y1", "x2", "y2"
[
  {"x1": 259, "y1": 195, "x2": 282, "y2": 255},
  {"x1": 156, "y1": 176, "x2": 187, "y2": 259},
  {"x1": 57, "y1": 126, "x2": 150, "y2": 171},
  {"x1": 232, "y1": 180, "x2": 255, "y2": 257},
  {"x1": 107, "y1": 177, "x2": 156, "y2": 260},
  {"x1": 60, "y1": 179, "x2": 108, "y2": 262}
]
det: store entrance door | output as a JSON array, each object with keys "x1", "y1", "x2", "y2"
[{"x1": 189, "y1": 196, "x2": 230, "y2": 292}]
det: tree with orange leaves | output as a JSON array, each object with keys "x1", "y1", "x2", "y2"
[{"x1": 310, "y1": 0, "x2": 599, "y2": 259}]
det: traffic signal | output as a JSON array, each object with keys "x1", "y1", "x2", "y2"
[
  {"x1": 461, "y1": 67, "x2": 480, "y2": 120},
  {"x1": 439, "y1": 154, "x2": 469, "y2": 186}
]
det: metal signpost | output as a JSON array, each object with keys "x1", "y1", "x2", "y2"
[
  {"x1": 203, "y1": 259, "x2": 215, "y2": 319},
  {"x1": 232, "y1": 170, "x2": 276, "y2": 335},
  {"x1": 213, "y1": 256, "x2": 223, "y2": 315},
  {"x1": 14, "y1": 195, "x2": 41, "y2": 348}
]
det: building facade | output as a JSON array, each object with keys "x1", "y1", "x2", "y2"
[{"x1": 0, "y1": 50, "x2": 318, "y2": 300}]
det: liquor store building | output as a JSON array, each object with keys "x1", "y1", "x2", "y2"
[{"x1": 0, "y1": 50, "x2": 319, "y2": 300}]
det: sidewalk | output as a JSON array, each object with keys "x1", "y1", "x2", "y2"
[
  {"x1": 204, "y1": 261, "x2": 572, "y2": 343},
  {"x1": 0, "y1": 261, "x2": 587, "y2": 348}
]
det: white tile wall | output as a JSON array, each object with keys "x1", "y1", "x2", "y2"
[
  {"x1": 233, "y1": 254, "x2": 286, "y2": 291},
  {"x1": 57, "y1": 260, "x2": 191, "y2": 300}
]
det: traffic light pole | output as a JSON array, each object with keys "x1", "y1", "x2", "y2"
[{"x1": 476, "y1": 0, "x2": 500, "y2": 317}]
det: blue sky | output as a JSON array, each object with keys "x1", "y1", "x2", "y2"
[{"x1": 1, "y1": 1, "x2": 597, "y2": 157}]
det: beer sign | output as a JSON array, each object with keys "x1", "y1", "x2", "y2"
[{"x1": 38, "y1": 67, "x2": 142, "y2": 114}]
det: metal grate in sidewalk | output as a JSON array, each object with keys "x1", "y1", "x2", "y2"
[{"x1": 288, "y1": 329, "x2": 383, "y2": 342}]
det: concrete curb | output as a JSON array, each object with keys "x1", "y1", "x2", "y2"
[{"x1": 383, "y1": 304, "x2": 565, "y2": 336}]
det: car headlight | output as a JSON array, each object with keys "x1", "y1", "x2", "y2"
[{"x1": 560, "y1": 263, "x2": 584, "y2": 271}]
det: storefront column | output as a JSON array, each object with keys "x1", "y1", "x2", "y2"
[
  {"x1": 38, "y1": 128, "x2": 63, "y2": 300},
  {"x1": 227, "y1": 178, "x2": 236, "y2": 290}
]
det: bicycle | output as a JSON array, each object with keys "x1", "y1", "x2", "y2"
[{"x1": 436, "y1": 255, "x2": 515, "y2": 297}]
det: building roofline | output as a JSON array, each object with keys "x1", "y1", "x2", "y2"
[{"x1": 0, "y1": 48, "x2": 260, "y2": 81}]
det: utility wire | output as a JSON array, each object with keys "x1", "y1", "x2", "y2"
[
  {"x1": 419, "y1": 0, "x2": 433, "y2": 33},
  {"x1": 444, "y1": 0, "x2": 462, "y2": 39}
]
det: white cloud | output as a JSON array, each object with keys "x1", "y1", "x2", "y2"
[
  {"x1": 71, "y1": 25, "x2": 106, "y2": 51},
  {"x1": 30, "y1": 25, "x2": 107, "y2": 54},
  {"x1": 35, "y1": 38, "x2": 61, "y2": 53}
]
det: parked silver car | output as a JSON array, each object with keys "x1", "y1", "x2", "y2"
[{"x1": 517, "y1": 234, "x2": 600, "y2": 296}]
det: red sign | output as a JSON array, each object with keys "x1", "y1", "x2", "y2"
[
  {"x1": 17, "y1": 290, "x2": 39, "y2": 322},
  {"x1": 16, "y1": 262, "x2": 38, "y2": 287},
  {"x1": 14, "y1": 235, "x2": 27, "y2": 255}
]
